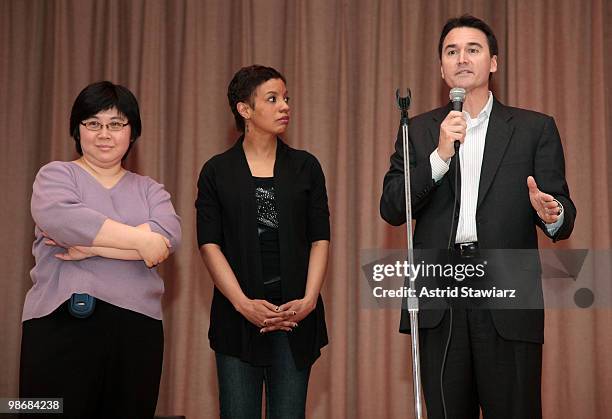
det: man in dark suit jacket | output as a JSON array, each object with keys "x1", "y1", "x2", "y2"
[{"x1": 380, "y1": 15, "x2": 575, "y2": 419}]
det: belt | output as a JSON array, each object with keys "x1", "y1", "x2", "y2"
[{"x1": 453, "y1": 241, "x2": 479, "y2": 258}]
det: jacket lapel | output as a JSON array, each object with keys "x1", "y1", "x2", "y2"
[{"x1": 477, "y1": 99, "x2": 514, "y2": 209}]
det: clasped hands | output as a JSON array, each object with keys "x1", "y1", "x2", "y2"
[{"x1": 237, "y1": 297, "x2": 316, "y2": 334}]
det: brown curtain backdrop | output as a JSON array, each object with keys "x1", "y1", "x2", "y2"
[{"x1": 2, "y1": 0, "x2": 611, "y2": 417}]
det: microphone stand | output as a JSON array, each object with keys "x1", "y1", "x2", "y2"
[{"x1": 396, "y1": 88, "x2": 423, "y2": 419}]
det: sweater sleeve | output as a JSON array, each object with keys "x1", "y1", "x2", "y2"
[
  {"x1": 30, "y1": 162, "x2": 108, "y2": 247},
  {"x1": 195, "y1": 160, "x2": 223, "y2": 247},
  {"x1": 145, "y1": 179, "x2": 182, "y2": 252},
  {"x1": 307, "y1": 156, "x2": 331, "y2": 243}
]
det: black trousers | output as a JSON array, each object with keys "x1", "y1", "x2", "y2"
[
  {"x1": 19, "y1": 299, "x2": 164, "y2": 419},
  {"x1": 419, "y1": 309, "x2": 542, "y2": 419}
]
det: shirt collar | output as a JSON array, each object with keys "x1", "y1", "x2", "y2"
[
  {"x1": 466, "y1": 91, "x2": 493, "y2": 118},
  {"x1": 481, "y1": 91, "x2": 494, "y2": 118},
  {"x1": 464, "y1": 91, "x2": 493, "y2": 127}
]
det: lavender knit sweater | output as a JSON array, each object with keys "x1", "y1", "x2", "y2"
[{"x1": 23, "y1": 161, "x2": 181, "y2": 321}]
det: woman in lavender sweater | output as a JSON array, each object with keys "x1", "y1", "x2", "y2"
[{"x1": 19, "y1": 81, "x2": 181, "y2": 418}]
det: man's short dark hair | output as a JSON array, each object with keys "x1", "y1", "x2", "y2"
[
  {"x1": 438, "y1": 15, "x2": 498, "y2": 59},
  {"x1": 227, "y1": 65, "x2": 286, "y2": 132},
  {"x1": 69, "y1": 81, "x2": 142, "y2": 159}
]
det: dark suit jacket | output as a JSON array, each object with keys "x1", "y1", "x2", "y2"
[
  {"x1": 196, "y1": 137, "x2": 330, "y2": 369},
  {"x1": 380, "y1": 98, "x2": 576, "y2": 343}
]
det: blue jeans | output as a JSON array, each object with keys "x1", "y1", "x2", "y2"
[{"x1": 216, "y1": 332, "x2": 311, "y2": 419}]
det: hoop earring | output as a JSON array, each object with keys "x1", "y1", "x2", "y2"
[{"x1": 245, "y1": 121, "x2": 249, "y2": 133}]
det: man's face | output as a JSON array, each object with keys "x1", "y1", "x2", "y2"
[{"x1": 440, "y1": 27, "x2": 497, "y2": 93}]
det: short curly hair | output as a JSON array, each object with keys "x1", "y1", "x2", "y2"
[{"x1": 227, "y1": 65, "x2": 286, "y2": 132}]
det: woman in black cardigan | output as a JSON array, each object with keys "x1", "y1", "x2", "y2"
[{"x1": 196, "y1": 65, "x2": 330, "y2": 418}]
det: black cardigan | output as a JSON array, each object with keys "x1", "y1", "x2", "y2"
[{"x1": 196, "y1": 137, "x2": 330, "y2": 369}]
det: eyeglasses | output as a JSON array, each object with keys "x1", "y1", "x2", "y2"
[{"x1": 80, "y1": 120, "x2": 129, "y2": 131}]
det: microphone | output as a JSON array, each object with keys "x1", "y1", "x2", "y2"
[{"x1": 449, "y1": 87, "x2": 466, "y2": 152}]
